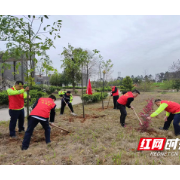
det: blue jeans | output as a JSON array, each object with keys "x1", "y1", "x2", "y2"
[
  {"x1": 173, "y1": 113, "x2": 180, "y2": 135},
  {"x1": 22, "y1": 116, "x2": 51, "y2": 149},
  {"x1": 9, "y1": 109, "x2": 25, "y2": 137}
]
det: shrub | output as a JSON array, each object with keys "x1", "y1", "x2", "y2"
[
  {"x1": 0, "y1": 91, "x2": 8, "y2": 105},
  {"x1": 95, "y1": 87, "x2": 111, "y2": 92},
  {"x1": 82, "y1": 92, "x2": 108, "y2": 103},
  {"x1": 138, "y1": 98, "x2": 154, "y2": 132},
  {"x1": 137, "y1": 82, "x2": 154, "y2": 92},
  {"x1": 25, "y1": 90, "x2": 46, "y2": 106}
]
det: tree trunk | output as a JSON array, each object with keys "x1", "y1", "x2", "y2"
[
  {"x1": 86, "y1": 64, "x2": 88, "y2": 86},
  {"x1": 82, "y1": 64, "x2": 85, "y2": 118}
]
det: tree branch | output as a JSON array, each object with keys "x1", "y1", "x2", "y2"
[{"x1": 23, "y1": 15, "x2": 31, "y2": 23}]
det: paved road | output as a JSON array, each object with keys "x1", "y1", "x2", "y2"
[{"x1": 0, "y1": 96, "x2": 82, "y2": 122}]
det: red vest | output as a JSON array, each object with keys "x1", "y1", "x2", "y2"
[
  {"x1": 112, "y1": 86, "x2": 119, "y2": 96},
  {"x1": 161, "y1": 100, "x2": 180, "y2": 114},
  {"x1": 8, "y1": 87, "x2": 24, "y2": 110},
  {"x1": 30, "y1": 98, "x2": 56, "y2": 118},
  {"x1": 117, "y1": 91, "x2": 134, "y2": 105}
]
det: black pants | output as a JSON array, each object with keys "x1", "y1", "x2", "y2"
[
  {"x1": 113, "y1": 95, "x2": 119, "y2": 109},
  {"x1": 163, "y1": 113, "x2": 180, "y2": 135},
  {"x1": 9, "y1": 109, "x2": 25, "y2": 137},
  {"x1": 60, "y1": 100, "x2": 74, "y2": 114},
  {"x1": 22, "y1": 117, "x2": 51, "y2": 149},
  {"x1": 117, "y1": 103, "x2": 127, "y2": 125},
  {"x1": 163, "y1": 113, "x2": 174, "y2": 130}
]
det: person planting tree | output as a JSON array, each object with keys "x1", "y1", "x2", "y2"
[
  {"x1": 116, "y1": 90, "x2": 140, "y2": 127},
  {"x1": 147, "y1": 99, "x2": 180, "y2": 136},
  {"x1": 58, "y1": 91, "x2": 76, "y2": 116},
  {"x1": 110, "y1": 85, "x2": 119, "y2": 109},
  {"x1": 21, "y1": 95, "x2": 57, "y2": 150},
  {"x1": 7, "y1": 81, "x2": 30, "y2": 138}
]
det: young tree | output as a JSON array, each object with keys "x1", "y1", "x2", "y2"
[
  {"x1": 61, "y1": 44, "x2": 88, "y2": 92},
  {"x1": 0, "y1": 15, "x2": 62, "y2": 116},
  {"x1": 120, "y1": 76, "x2": 134, "y2": 93}
]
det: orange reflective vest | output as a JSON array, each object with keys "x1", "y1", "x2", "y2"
[
  {"x1": 117, "y1": 91, "x2": 134, "y2": 105},
  {"x1": 161, "y1": 100, "x2": 180, "y2": 114},
  {"x1": 30, "y1": 98, "x2": 56, "y2": 118},
  {"x1": 8, "y1": 87, "x2": 25, "y2": 110},
  {"x1": 112, "y1": 86, "x2": 119, "y2": 96}
]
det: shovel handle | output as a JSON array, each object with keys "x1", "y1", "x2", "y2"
[
  {"x1": 133, "y1": 109, "x2": 143, "y2": 125},
  {"x1": 50, "y1": 123, "x2": 70, "y2": 133}
]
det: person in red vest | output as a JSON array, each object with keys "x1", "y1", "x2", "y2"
[
  {"x1": 110, "y1": 85, "x2": 119, "y2": 109},
  {"x1": 7, "y1": 81, "x2": 29, "y2": 138},
  {"x1": 116, "y1": 90, "x2": 140, "y2": 127},
  {"x1": 147, "y1": 99, "x2": 180, "y2": 135},
  {"x1": 21, "y1": 95, "x2": 56, "y2": 150}
]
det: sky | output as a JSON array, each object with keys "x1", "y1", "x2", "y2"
[{"x1": 0, "y1": 15, "x2": 180, "y2": 80}]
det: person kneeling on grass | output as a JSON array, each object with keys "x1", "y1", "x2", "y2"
[
  {"x1": 147, "y1": 99, "x2": 180, "y2": 136},
  {"x1": 21, "y1": 95, "x2": 56, "y2": 150},
  {"x1": 116, "y1": 90, "x2": 140, "y2": 127},
  {"x1": 58, "y1": 90, "x2": 76, "y2": 116}
]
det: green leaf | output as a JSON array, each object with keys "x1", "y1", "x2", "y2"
[
  {"x1": 58, "y1": 20, "x2": 62, "y2": 22},
  {"x1": 41, "y1": 17, "x2": 43, "y2": 22},
  {"x1": 44, "y1": 15, "x2": 49, "y2": 19},
  {"x1": 28, "y1": 15, "x2": 31, "y2": 18},
  {"x1": 33, "y1": 15, "x2": 35, "y2": 19}
]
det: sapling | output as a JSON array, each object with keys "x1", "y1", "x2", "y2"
[{"x1": 138, "y1": 98, "x2": 154, "y2": 132}]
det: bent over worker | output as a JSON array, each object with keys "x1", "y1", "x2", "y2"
[
  {"x1": 147, "y1": 99, "x2": 180, "y2": 136},
  {"x1": 116, "y1": 90, "x2": 140, "y2": 127},
  {"x1": 7, "y1": 81, "x2": 29, "y2": 138},
  {"x1": 21, "y1": 95, "x2": 56, "y2": 150},
  {"x1": 110, "y1": 85, "x2": 119, "y2": 109},
  {"x1": 58, "y1": 91, "x2": 76, "y2": 115}
]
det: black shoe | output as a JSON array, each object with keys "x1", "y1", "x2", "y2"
[
  {"x1": 21, "y1": 146, "x2": 28, "y2": 150},
  {"x1": 159, "y1": 127, "x2": 167, "y2": 131},
  {"x1": 120, "y1": 123, "x2": 125, "y2": 127},
  {"x1": 19, "y1": 130, "x2": 25, "y2": 133},
  {"x1": 10, "y1": 136, "x2": 17, "y2": 139}
]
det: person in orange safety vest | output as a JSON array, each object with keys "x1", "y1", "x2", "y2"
[
  {"x1": 116, "y1": 90, "x2": 140, "y2": 127},
  {"x1": 7, "y1": 81, "x2": 29, "y2": 138},
  {"x1": 110, "y1": 85, "x2": 119, "y2": 109},
  {"x1": 21, "y1": 95, "x2": 57, "y2": 150},
  {"x1": 147, "y1": 99, "x2": 180, "y2": 136}
]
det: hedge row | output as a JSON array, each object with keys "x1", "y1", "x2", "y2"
[
  {"x1": 82, "y1": 92, "x2": 108, "y2": 103},
  {"x1": 95, "y1": 87, "x2": 112, "y2": 92}
]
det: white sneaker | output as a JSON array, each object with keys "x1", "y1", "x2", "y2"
[{"x1": 71, "y1": 112, "x2": 77, "y2": 116}]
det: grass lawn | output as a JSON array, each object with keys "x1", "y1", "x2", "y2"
[{"x1": 0, "y1": 91, "x2": 180, "y2": 165}]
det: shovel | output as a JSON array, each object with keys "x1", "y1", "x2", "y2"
[
  {"x1": 50, "y1": 123, "x2": 70, "y2": 133},
  {"x1": 62, "y1": 97, "x2": 77, "y2": 116},
  {"x1": 133, "y1": 108, "x2": 143, "y2": 125}
]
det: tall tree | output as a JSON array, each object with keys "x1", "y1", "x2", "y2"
[
  {"x1": 0, "y1": 15, "x2": 62, "y2": 116},
  {"x1": 61, "y1": 44, "x2": 88, "y2": 92}
]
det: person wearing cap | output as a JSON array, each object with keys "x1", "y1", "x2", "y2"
[
  {"x1": 58, "y1": 90, "x2": 76, "y2": 115},
  {"x1": 110, "y1": 85, "x2": 119, "y2": 109},
  {"x1": 7, "y1": 81, "x2": 29, "y2": 138}
]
